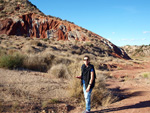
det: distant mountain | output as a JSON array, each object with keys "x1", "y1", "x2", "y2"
[
  {"x1": 0, "y1": 0, "x2": 131, "y2": 59},
  {"x1": 122, "y1": 45, "x2": 150, "y2": 57}
]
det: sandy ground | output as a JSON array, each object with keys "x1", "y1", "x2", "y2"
[
  {"x1": 1, "y1": 58, "x2": 150, "y2": 113},
  {"x1": 70, "y1": 59, "x2": 150, "y2": 113},
  {"x1": 96, "y1": 78, "x2": 150, "y2": 113},
  {"x1": 70, "y1": 78, "x2": 150, "y2": 113}
]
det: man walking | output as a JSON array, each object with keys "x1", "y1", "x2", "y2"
[{"x1": 76, "y1": 55, "x2": 96, "y2": 113}]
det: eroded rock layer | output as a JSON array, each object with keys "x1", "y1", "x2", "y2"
[{"x1": 0, "y1": 1, "x2": 131, "y2": 60}]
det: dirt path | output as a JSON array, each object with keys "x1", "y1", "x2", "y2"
[
  {"x1": 70, "y1": 60, "x2": 150, "y2": 113},
  {"x1": 97, "y1": 61, "x2": 150, "y2": 113},
  {"x1": 69, "y1": 77, "x2": 150, "y2": 113},
  {"x1": 1, "y1": 59, "x2": 150, "y2": 113},
  {"x1": 96, "y1": 78, "x2": 150, "y2": 113}
]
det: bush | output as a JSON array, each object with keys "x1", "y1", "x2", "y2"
[
  {"x1": 48, "y1": 64, "x2": 69, "y2": 79},
  {"x1": 68, "y1": 73, "x2": 118, "y2": 108},
  {"x1": 141, "y1": 72, "x2": 150, "y2": 78},
  {"x1": 68, "y1": 78, "x2": 83, "y2": 99},
  {"x1": 0, "y1": 47, "x2": 7, "y2": 56},
  {"x1": 0, "y1": 53, "x2": 24, "y2": 69},
  {"x1": 91, "y1": 77, "x2": 117, "y2": 107},
  {"x1": 30, "y1": 40, "x2": 42, "y2": 46},
  {"x1": 0, "y1": 101, "x2": 3, "y2": 113},
  {"x1": 23, "y1": 53, "x2": 55, "y2": 72}
]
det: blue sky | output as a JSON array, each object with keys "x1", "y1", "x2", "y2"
[{"x1": 29, "y1": 0, "x2": 150, "y2": 46}]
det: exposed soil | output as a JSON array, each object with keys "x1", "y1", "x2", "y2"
[
  {"x1": 1, "y1": 58, "x2": 150, "y2": 113},
  {"x1": 70, "y1": 58, "x2": 150, "y2": 113},
  {"x1": 0, "y1": 68, "x2": 70, "y2": 113}
]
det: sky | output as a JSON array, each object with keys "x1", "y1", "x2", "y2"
[{"x1": 29, "y1": 0, "x2": 150, "y2": 46}]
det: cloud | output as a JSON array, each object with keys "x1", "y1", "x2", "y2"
[
  {"x1": 143, "y1": 31, "x2": 150, "y2": 34},
  {"x1": 142, "y1": 38, "x2": 146, "y2": 40},
  {"x1": 112, "y1": 32, "x2": 115, "y2": 35}
]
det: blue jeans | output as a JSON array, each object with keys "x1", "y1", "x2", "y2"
[{"x1": 83, "y1": 80, "x2": 92, "y2": 112}]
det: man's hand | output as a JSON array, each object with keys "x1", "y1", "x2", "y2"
[
  {"x1": 86, "y1": 85, "x2": 90, "y2": 92},
  {"x1": 76, "y1": 76, "x2": 81, "y2": 79}
]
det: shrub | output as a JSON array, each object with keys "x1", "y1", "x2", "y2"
[
  {"x1": 141, "y1": 72, "x2": 150, "y2": 78},
  {"x1": 30, "y1": 40, "x2": 42, "y2": 46},
  {"x1": 0, "y1": 53, "x2": 24, "y2": 69},
  {"x1": 42, "y1": 38, "x2": 49, "y2": 42},
  {"x1": 48, "y1": 64, "x2": 69, "y2": 79},
  {"x1": 0, "y1": 47, "x2": 7, "y2": 57},
  {"x1": 91, "y1": 77, "x2": 117, "y2": 107},
  {"x1": 23, "y1": 55, "x2": 47, "y2": 72},
  {"x1": 67, "y1": 60, "x2": 83, "y2": 78},
  {"x1": 68, "y1": 78, "x2": 83, "y2": 99},
  {"x1": 0, "y1": 101, "x2": 3, "y2": 113},
  {"x1": 68, "y1": 73, "x2": 118, "y2": 108},
  {"x1": 23, "y1": 53, "x2": 55, "y2": 72}
]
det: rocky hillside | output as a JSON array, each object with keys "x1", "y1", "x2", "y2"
[
  {"x1": 0, "y1": 0, "x2": 130, "y2": 59},
  {"x1": 0, "y1": 0, "x2": 44, "y2": 18},
  {"x1": 122, "y1": 45, "x2": 150, "y2": 57}
]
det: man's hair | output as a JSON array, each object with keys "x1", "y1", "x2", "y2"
[{"x1": 83, "y1": 55, "x2": 90, "y2": 60}]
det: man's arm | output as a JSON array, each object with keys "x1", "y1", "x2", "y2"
[
  {"x1": 76, "y1": 65, "x2": 83, "y2": 79},
  {"x1": 76, "y1": 76, "x2": 81, "y2": 79},
  {"x1": 86, "y1": 71, "x2": 94, "y2": 92}
]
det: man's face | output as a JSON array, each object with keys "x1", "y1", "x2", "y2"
[{"x1": 83, "y1": 57, "x2": 89, "y2": 65}]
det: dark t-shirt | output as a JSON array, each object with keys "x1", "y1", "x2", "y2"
[
  {"x1": 81, "y1": 63, "x2": 96, "y2": 89},
  {"x1": 82, "y1": 67, "x2": 94, "y2": 81}
]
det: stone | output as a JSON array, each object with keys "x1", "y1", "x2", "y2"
[{"x1": 0, "y1": 13, "x2": 131, "y2": 59}]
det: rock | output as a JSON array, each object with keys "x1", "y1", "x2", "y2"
[
  {"x1": 0, "y1": 1, "x2": 131, "y2": 60},
  {"x1": 122, "y1": 45, "x2": 150, "y2": 57}
]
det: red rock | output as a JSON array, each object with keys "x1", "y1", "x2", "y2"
[
  {"x1": 58, "y1": 29, "x2": 66, "y2": 40},
  {"x1": 0, "y1": 13, "x2": 131, "y2": 60}
]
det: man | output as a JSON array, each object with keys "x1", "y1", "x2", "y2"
[{"x1": 76, "y1": 55, "x2": 96, "y2": 113}]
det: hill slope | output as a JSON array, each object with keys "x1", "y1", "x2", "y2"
[
  {"x1": 122, "y1": 45, "x2": 150, "y2": 57},
  {"x1": 0, "y1": 0, "x2": 130, "y2": 59}
]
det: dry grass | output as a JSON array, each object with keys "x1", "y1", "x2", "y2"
[
  {"x1": 91, "y1": 73, "x2": 117, "y2": 107},
  {"x1": 0, "y1": 35, "x2": 123, "y2": 112},
  {"x1": 68, "y1": 78, "x2": 83, "y2": 99},
  {"x1": 23, "y1": 53, "x2": 53, "y2": 72},
  {"x1": 0, "y1": 68, "x2": 68, "y2": 112},
  {"x1": 48, "y1": 64, "x2": 69, "y2": 79},
  {"x1": 68, "y1": 72, "x2": 118, "y2": 108},
  {"x1": 42, "y1": 98, "x2": 59, "y2": 109}
]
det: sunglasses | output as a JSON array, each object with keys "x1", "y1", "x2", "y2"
[{"x1": 83, "y1": 59, "x2": 89, "y2": 61}]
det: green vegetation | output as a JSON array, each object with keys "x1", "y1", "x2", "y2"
[
  {"x1": 0, "y1": 53, "x2": 24, "y2": 69},
  {"x1": 142, "y1": 72, "x2": 150, "y2": 78}
]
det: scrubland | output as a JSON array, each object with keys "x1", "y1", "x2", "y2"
[{"x1": 0, "y1": 34, "x2": 149, "y2": 112}]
